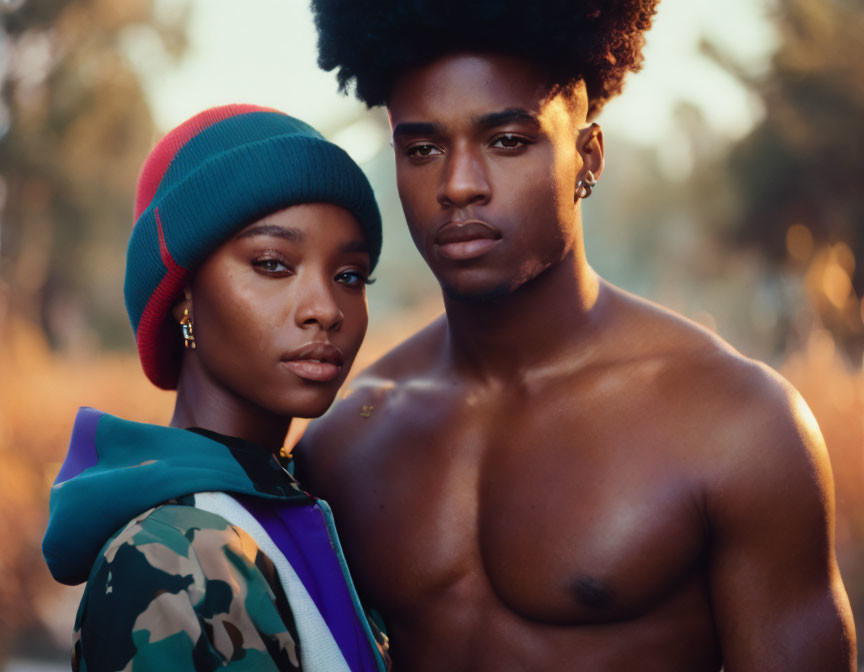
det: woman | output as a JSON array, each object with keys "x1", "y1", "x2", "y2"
[{"x1": 42, "y1": 105, "x2": 388, "y2": 671}]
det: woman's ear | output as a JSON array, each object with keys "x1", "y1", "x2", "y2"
[{"x1": 170, "y1": 287, "x2": 192, "y2": 323}]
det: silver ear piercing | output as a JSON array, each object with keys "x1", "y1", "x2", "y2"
[{"x1": 576, "y1": 171, "x2": 598, "y2": 201}]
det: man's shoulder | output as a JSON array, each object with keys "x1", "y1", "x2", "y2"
[
  {"x1": 699, "y1": 355, "x2": 827, "y2": 500},
  {"x1": 609, "y1": 285, "x2": 777, "y2": 394},
  {"x1": 359, "y1": 312, "x2": 449, "y2": 384},
  {"x1": 608, "y1": 285, "x2": 820, "y2": 465},
  {"x1": 300, "y1": 315, "x2": 448, "y2": 452},
  {"x1": 606, "y1": 283, "x2": 739, "y2": 364}
]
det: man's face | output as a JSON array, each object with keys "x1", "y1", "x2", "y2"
[{"x1": 388, "y1": 52, "x2": 587, "y2": 301}]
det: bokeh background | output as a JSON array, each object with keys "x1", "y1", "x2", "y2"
[{"x1": 0, "y1": 0, "x2": 862, "y2": 668}]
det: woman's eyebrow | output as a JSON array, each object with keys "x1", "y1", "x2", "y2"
[
  {"x1": 341, "y1": 240, "x2": 370, "y2": 255},
  {"x1": 236, "y1": 224, "x2": 304, "y2": 242}
]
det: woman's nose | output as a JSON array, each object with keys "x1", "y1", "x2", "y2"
[{"x1": 294, "y1": 275, "x2": 343, "y2": 332}]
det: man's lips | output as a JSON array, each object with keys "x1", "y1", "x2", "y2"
[
  {"x1": 434, "y1": 220, "x2": 502, "y2": 261},
  {"x1": 281, "y1": 342, "x2": 344, "y2": 382}
]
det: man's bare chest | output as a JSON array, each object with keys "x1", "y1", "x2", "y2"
[{"x1": 319, "y1": 386, "x2": 709, "y2": 626}]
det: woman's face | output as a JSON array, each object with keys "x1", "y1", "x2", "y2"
[{"x1": 184, "y1": 203, "x2": 371, "y2": 419}]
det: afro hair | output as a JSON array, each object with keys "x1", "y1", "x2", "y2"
[{"x1": 312, "y1": 0, "x2": 660, "y2": 118}]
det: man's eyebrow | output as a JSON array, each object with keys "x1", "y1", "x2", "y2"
[
  {"x1": 391, "y1": 109, "x2": 540, "y2": 143},
  {"x1": 392, "y1": 121, "x2": 446, "y2": 142},
  {"x1": 474, "y1": 108, "x2": 541, "y2": 131},
  {"x1": 236, "y1": 224, "x2": 304, "y2": 242}
]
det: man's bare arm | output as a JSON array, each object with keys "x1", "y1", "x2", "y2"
[{"x1": 707, "y1": 367, "x2": 855, "y2": 670}]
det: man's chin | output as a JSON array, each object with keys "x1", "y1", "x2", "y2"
[
  {"x1": 436, "y1": 254, "x2": 562, "y2": 305},
  {"x1": 440, "y1": 279, "x2": 514, "y2": 304}
]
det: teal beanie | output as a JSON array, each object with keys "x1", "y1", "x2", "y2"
[{"x1": 125, "y1": 104, "x2": 382, "y2": 390}]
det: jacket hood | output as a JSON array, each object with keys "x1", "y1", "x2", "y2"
[{"x1": 43, "y1": 407, "x2": 300, "y2": 585}]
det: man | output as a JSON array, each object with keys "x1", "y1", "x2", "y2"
[{"x1": 297, "y1": 2, "x2": 857, "y2": 669}]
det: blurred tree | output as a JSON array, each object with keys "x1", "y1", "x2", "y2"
[
  {"x1": 0, "y1": 0, "x2": 187, "y2": 660},
  {"x1": 713, "y1": 0, "x2": 864, "y2": 358},
  {"x1": 0, "y1": 0, "x2": 188, "y2": 352},
  {"x1": 704, "y1": 1, "x2": 864, "y2": 657}
]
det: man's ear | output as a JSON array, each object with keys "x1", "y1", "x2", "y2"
[
  {"x1": 576, "y1": 122, "x2": 605, "y2": 184},
  {"x1": 170, "y1": 287, "x2": 192, "y2": 323}
]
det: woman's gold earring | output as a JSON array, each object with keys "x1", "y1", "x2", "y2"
[{"x1": 180, "y1": 308, "x2": 196, "y2": 349}]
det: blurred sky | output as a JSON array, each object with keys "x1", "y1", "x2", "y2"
[{"x1": 134, "y1": 0, "x2": 779, "y2": 157}]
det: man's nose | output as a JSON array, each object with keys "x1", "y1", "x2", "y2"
[
  {"x1": 294, "y1": 273, "x2": 343, "y2": 332},
  {"x1": 437, "y1": 145, "x2": 491, "y2": 209}
]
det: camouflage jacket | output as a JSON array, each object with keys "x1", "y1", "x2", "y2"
[
  {"x1": 72, "y1": 500, "x2": 303, "y2": 670},
  {"x1": 44, "y1": 409, "x2": 388, "y2": 672}
]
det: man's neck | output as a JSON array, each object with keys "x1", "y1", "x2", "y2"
[
  {"x1": 443, "y1": 244, "x2": 603, "y2": 384},
  {"x1": 170, "y1": 359, "x2": 290, "y2": 454}
]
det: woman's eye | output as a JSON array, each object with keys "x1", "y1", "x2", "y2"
[
  {"x1": 336, "y1": 270, "x2": 367, "y2": 287},
  {"x1": 406, "y1": 143, "x2": 442, "y2": 159},
  {"x1": 252, "y1": 258, "x2": 291, "y2": 274},
  {"x1": 491, "y1": 134, "x2": 529, "y2": 150}
]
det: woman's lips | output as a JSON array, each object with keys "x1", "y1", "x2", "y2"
[
  {"x1": 281, "y1": 341, "x2": 344, "y2": 382},
  {"x1": 434, "y1": 220, "x2": 502, "y2": 261},
  {"x1": 282, "y1": 359, "x2": 342, "y2": 382}
]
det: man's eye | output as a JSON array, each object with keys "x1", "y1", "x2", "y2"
[
  {"x1": 491, "y1": 134, "x2": 529, "y2": 150},
  {"x1": 406, "y1": 144, "x2": 442, "y2": 159},
  {"x1": 253, "y1": 258, "x2": 291, "y2": 274},
  {"x1": 336, "y1": 270, "x2": 368, "y2": 287}
]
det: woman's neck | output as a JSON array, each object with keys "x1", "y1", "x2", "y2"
[{"x1": 170, "y1": 356, "x2": 290, "y2": 455}]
